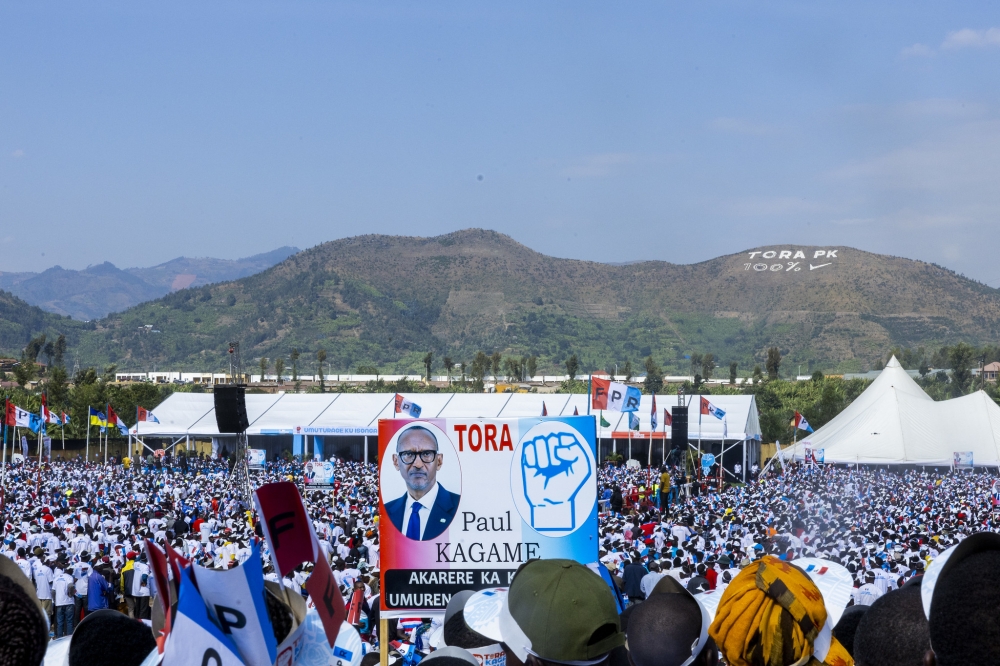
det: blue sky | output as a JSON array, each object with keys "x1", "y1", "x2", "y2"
[{"x1": 3, "y1": 2, "x2": 1000, "y2": 283}]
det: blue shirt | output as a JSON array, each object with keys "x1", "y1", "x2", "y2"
[{"x1": 87, "y1": 570, "x2": 111, "y2": 610}]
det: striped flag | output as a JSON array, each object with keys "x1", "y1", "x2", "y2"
[
  {"x1": 163, "y1": 566, "x2": 245, "y2": 665},
  {"x1": 193, "y1": 542, "x2": 277, "y2": 666},
  {"x1": 663, "y1": 408, "x2": 672, "y2": 427},
  {"x1": 700, "y1": 397, "x2": 725, "y2": 420},
  {"x1": 394, "y1": 394, "x2": 422, "y2": 418},
  {"x1": 791, "y1": 411, "x2": 814, "y2": 433},
  {"x1": 650, "y1": 394, "x2": 657, "y2": 431},
  {"x1": 541, "y1": 402, "x2": 548, "y2": 416}
]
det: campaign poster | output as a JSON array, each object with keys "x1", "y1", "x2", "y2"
[
  {"x1": 304, "y1": 460, "x2": 335, "y2": 487},
  {"x1": 247, "y1": 449, "x2": 267, "y2": 469},
  {"x1": 953, "y1": 451, "x2": 974, "y2": 468},
  {"x1": 378, "y1": 416, "x2": 599, "y2": 614}
]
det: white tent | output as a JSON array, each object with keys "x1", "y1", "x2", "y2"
[
  {"x1": 138, "y1": 391, "x2": 760, "y2": 442},
  {"x1": 784, "y1": 356, "x2": 1000, "y2": 466}
]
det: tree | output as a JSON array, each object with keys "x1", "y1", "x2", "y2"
[
  {"x1": 47, "y1": 365, "x2": 70, "y2": 412},
  {"x1": 505, "y1": 357, "x2": 521, "y2": 382},
  {"x1": 13, "y1": 358, "x2": 36, "y2": 388},
  {"x1": 811, "y1": 370, "x2": 824, "y2": 382},
  {"x1": 43, "y1": 341, "x2": 55, "y2": 368},
  {"x1": 526, "y1": 356, "x2": 538, "y2": 381},
  {"x1": 949, "y1": 342, "x2": 976, "y2": 395},
  {"x1": 689, "y1": 353, "x2": 703, "y2": 375},
  {"x1": 54, "y1": 334, "x2": 67, "y2": 368},
  {"x1": 520, "y1": 356, "x2": 529, "y2": 382},
  {"x1": 701, "y1": 353, "x2": 715, "y2": 381},
  {"x1": 25, "y1": 334, "x2": 46, "y2": 363},
  {"x1": 623, "y1": 361, "x2": 633, "y2": 382},
  {"x1": 565, "y1": 354, "x2": 579, "y2": 380},
  {"x1": 423, "y1": 352, "x2": 434, "y2": 382},
  {"x1": 729, "y1": 362, "x2": 738, "y2": 385},
  {"x1": 460, "y1": 361, "x2": 467, "y2": 384},
  {"x1": 442, "y1": 356, "x2": 454, "y2": 384},
  {"x1": 274, "y1": 358, "x2": 285, "y2": 385},
  {"x1": 753, "y1": 365, "x2": 764, "y2": 383},
  {"x1": 470, "y1": 351, "x2": 489, "y2": 388},
  {"x1": 317, "y1": 349, "x2": 327, "y2": 392},
  {"x1": 259, "y1": 357, "x2": 268, "y2": 382},
  {"x1": 766, "y1": 347, "x2": 782, "y2": 380},
  {"x1": 490, "y1": 352, "x2": 502, "y2": 383},
  {"x1": 643, "y1": 356, "x2": 663, "y2": 395},
  {"x1": 290, "y1": 348, "x2": 300, "y2": 382}
]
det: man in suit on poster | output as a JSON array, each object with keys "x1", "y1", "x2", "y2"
[{"x1": 384, "y1": 426, "x2": 460, "y2": 540}]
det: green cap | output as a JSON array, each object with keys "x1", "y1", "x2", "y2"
[{"x1": 500, "y1": 559, "x2": 625, "y2": 665}]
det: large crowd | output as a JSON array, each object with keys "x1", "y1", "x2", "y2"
[{"x1": 1, "y1": 452, "x2": 999, "y2": 666}]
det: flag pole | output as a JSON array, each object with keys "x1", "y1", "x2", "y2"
[
  {"x1": 587, "y1": 376, "x2": 591, "y2": 415},
  {"x1": 85, "y1": 408, "x2": 90, "y2": 462}
]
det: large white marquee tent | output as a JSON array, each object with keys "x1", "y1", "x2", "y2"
[
  {"x1": 137, "y1": 391, "x2": 761, "y2": 468},
  {"x1": 784, "y1": 356, "x2": 1000, "y2": 466}
]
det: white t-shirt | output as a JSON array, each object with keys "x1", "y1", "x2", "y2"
[{"x1": 132, "y1": 561, "x2": 151, "y2": 597}]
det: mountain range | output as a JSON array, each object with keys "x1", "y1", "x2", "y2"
[
  {"x1": 0, "y1": 247, "x2": 299, "y2": 320},
  {"x1": 34, "y1": 229, "x2": 999, "y2": 376}
]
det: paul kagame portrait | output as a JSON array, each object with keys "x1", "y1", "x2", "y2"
[{"x1": 382, "y1": 424, "x2": 461, "y2": 541}]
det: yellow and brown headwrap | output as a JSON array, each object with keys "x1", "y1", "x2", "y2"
[{"x1": 708, "y1": 556, "x2": 852, "y2": 666}]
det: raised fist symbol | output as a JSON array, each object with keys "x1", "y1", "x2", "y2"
[{"x1": 521, "y1": 432, "x2": 592, "y2": 531}]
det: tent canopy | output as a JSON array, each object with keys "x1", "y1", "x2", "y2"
[
  {"x1": 784, "y1": 356, "x2": 1000, "y2": 466},
  {"x1": 137, "y1": 391, "x2": 761, "y2": 441}
]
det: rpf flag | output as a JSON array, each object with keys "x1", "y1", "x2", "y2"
[
  {"x1": 7, "y1": 403, "x2": 33, "y2": 428},
  {"x1": 791, "y1": 411, "x2": 814, "y2": 433},
  {"x1": 138, "y1": 406, "x2": 160, "y2": 423},
  {"x1": 254, "y1": 481, "x2": 345, "y2": 647},
  {"x1": 192, "y1": 542, "x2": 278, "y2": 666},
  {"x1": 663, "y1": 408, "x2": 672, "y2": 427},
  {"x1": 107, "y1": 405, "x2": 129, "y2": 436},
  {"x1": 609, "y1": 382, "x2": 641, "y2": 412},
  {"x1": 163, "y1": 566, "x2": 245, "y2": 666},
  {"x1": 541, "y1": 402, "x2": 548, "y2": 417},
  {"x1": 650, "y1": 394, "x2": 658, "y2": 431},
  {"x1": 700, "y1": 397, "x2": 726, "y2": 420},
  {"x1": 394, "y1": 394, "x2": 422, "y2": 418}
]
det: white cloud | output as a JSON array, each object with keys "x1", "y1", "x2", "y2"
[
  {"x1": 560, "y1": 153, "x2": 637, "y2": 178},
  {"x1": 11, "y1": 149, "x2": 24, "y2": 158},
  {"x1": 708, "y1": 117, "x2": 775, "y2": 135},
  {"x1": 942, "y1": 27, "x2": 1000, "y2": 50},
  {"x1": 900, "y1": 43, "x2": 933, "y2": 58}
]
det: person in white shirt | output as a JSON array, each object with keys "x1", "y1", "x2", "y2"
[
  {"x1": 132, "y1": 554, "x2": 151, "y2": 619},
  {"x1": 52, "y1": 566, "x2": 76, "y2": 637},
  {"x1": 32, "y1": 557, "x2": 54, "y2": 622}
]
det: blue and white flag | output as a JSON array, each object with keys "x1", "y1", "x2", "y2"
[
  {"x1": 394, "y1": 394, "x2": 422, "y2": 418},
  {"x1": 700, "y1": 397, "x2": 726, "y2": 420},
  {"x1": 607, "y1": 382, "x2": 642, "y2": 412},
  {"x1": 192, "y1": 542, "x2": 277, "y2": 666},
  {"x1": 628, "y1": 411, "x2": 640, "y2": 431},
  {"x1": 164, "y1": 566, "x2": 246, "y2": 666}
]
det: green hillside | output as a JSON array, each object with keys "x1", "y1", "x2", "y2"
[
  {"x1": 51, "y1": 230, "x2": 1000, "y2": 375},
  {"x1": 0, "y1": 290, "x2": 84, "y2": 358}
]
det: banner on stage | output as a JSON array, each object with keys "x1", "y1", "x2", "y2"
[
  {"x1": 953, "y1": 451, "x2": 974, "y2": 468},
  {"x1": 247, "y1": 449, "x2": 267, "y2": 469},
  {"x1": 304, "y1": 460, "x2": 335, "y2": 487},
  {"x1": 803, "y1": 447, "x2": 824, "y2": 465},
  {"x1": 378, "y1": 415, "x2": 598, "y2": 613}
]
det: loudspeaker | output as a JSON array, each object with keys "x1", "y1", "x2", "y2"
[
  {"x1": 215, "y1": 385, "x2": 249, "y2": 433},
  {"x1": 671, "y1": 406, "x2": 688, "y2": 452}
]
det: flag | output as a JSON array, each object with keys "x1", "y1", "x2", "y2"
[
  {"x1": 163, "y1": 566, "x2": 245, "y2": 666},
  {"x1": 573, "y1": 406, "x2": 579, "y2": 415},
  {"x1": 89, "y1": 407, "x2": 107, "y2": 427},
  {"x1": 61, "y1": 412, "x2": 70, "y2": 426},
  {"x1": 192, "y1": 543, "x2": 278, "y2": 666},
  {"x1": 663, "y1": 408, "x2": 672, "y2": 427},
  {"x1": 541, "y1": 402, "x2": 548, "y2": 416},
  {"x1": 628, "y1": 412, "x2": 640, "y2": 431},
  {"x1": 791, "y1": 411, "x2": 814, "y2": 433},
  {"x1": 254, "y1": 481, "x2": 345, "y2": 647},
  {"x1": 107, "y1": 405, "x2": 129, "y2": 436},
  {"x1": 650, "y1": 394, "x2": 657, "y2": 431},
  {"x1": 394, "y1": 394, "x2": 422, "y2": 418},
  {"x1": 723, "y1": 417, "x2": 728, "y2": 439},
  {"x1": 6, "y1": 403, "x2": 33, "y2": 428},
  {"x1": 138, "y1": 406, "x2": 160, "y2": 423},
  {"x1": 591, "y1": 377, "x2": 642, "y2": 412},
  {"x1": 700, "y1": 397, "x2": 726, "y2": 420},
  {"x1": 600, "y1": 414, "x2": 611, "y2": 428}
]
